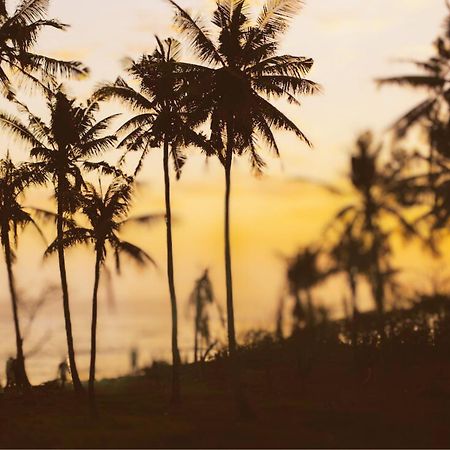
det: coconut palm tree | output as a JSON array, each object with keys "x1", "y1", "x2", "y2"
[
  {"x1": 94, "y1": 36, "x2": 209, "y2": 404},
  {"x1": 327, "y1": 132, "x2": 429, "y2": 339},
  {"x1": 377, "y1": 4, "x2": 450, "y2": 243},
  {"x1": 0, "y1": 88, "x2": 118, "y2": 392},
  {"x1": 188, "y1": 269, "x2": 216, "y2": 363},
  {"x1": 168, "y1": 0, "x2": 319, "y2": 364},
  {"x1": 376, "y1": 2, "x2": 450, "y2": 172},
  {"x1": 325, "y1": 224, "x2": 371, "y2": 347},
  {"x1": 0, "y1": 0, "x2": 87, "y2": 97},
  {"x1": 0, "y1": 153, "x2": 46, "y2": 388},
  {"x1": 46, "y1": 177, "x2": 156, "y2": 416},
  {"x1": 286, "y1": 246, "x2": 328, "y2": 332}
]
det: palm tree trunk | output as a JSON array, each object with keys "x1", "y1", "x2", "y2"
[
  {"x1": 194, "y1": 310, "x2": 199, "y2": 364},
  {"x1": 364, "y1": 190, "x2": 386, "y2": 341},
  {"x1": 348, "y1": 270, "x2": 358, "y2": 355},
  {"x1": 306, "y1": 289, "x2": 315, "y2": 328},
  {"x1": 224, "y1": 131, "x2": 236, "y2": 356},
  {"x1": 163, "y1": 138, "x2": 181, "y2": 404},
  {"x1": 224, "y1": 122, "x2": 252, "y2": 418},
  {"x1": 3, "y1": 227, "x2": 30, "y2": 389},
  {"x1": 56, "y1": 186, "x2": 83, "y2": 393},
  {"x1": 371, "y1": 252, "x2": 386, "y2": 341},
  {"x1": 89, "y1": 249, "x2": 102, "y2": 417}
]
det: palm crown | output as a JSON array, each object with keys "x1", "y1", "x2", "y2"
[
  {"x1": 0, "y1": 88, "x2": 118, "y2": 213},
  {"x1": 0, "y1": 0, "x2": 87, "y2": 96},
  {"x1": 0, "y1": 153, "x2": 46, "y2": 252},
  {"x1": 95, "y1": 36, "x2": 208, "y2": 178},
  {"x1": 45, "y1": 178, "x2": 154, "y2": 271},
  {"x1": 169, "y1": 0, "x2": 319, "y2": 171},
  {"x1": 377, "y1": 3, "x2": 450, "y2": 158}
]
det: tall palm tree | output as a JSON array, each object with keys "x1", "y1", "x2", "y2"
[
  {"x1": 95, "y1": 37, "x2": 208, "y2": 404},
  {"x1": 0, "y1": 154, "x2": 46, "y2": 388},
  {"x1": 46, "y1": 177, "x2": 155, "y2": 416},
  {"x1": 168, "y1": 0, "x2": 318, "y2": 356},
  {"x1": 0, "y1": 88, "x2": 117, "y2": 392},
  {"x1": 327, "y1": 132, "x2": 426, "y2": 337},
  {"x1": 0, "y1": 0, "x2": 87, "y2": 97}
]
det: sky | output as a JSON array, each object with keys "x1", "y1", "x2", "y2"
[{"x1": 0, "y1": 0, "x2": 449, "y2": 384}]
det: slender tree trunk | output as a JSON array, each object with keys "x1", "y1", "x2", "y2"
[
  {"x1": 306, "y1": 289, "x2": 315, "y2": 328},
  {"x1": 364, "y1": 190, "x2": 386, "y2": 342},
  {"x1": 163, "y1": 138, "x2": 181, "y2": 404},
  {"x1": 371, "y1": 251, "x2": 386, "y2": 342},
  {"x1": 224, "y1": 122, "x2": 252, "y2": 419},
  {"x1": 224, "y1": 135, "x2": 236, "y2": 355},
  {"x1": 56, "y1": 182, "x2": 83, "y2": 393},
  {"x1": 348, "y1": 270, "x2": 359, "y2": 359},
  {"x1": 89, "y1": 250, "x2": 102, "y2": 418},
  {"x1": 194, "y1": 308, "x2": 199, "y2": 364},
  {"x1": 3, "y1": 228, "x2": 30, "y2": 389}
]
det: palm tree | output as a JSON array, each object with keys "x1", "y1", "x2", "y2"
[
  {"x1": 0, "y1": 0, "x2": 87, "y2": 97},
  {"x1": 376, "y1": 2, "x2": 450, "y2": 171},
  {"x1": 188, "y1": 269, "x2": 216, "y2": 363},
  {"x1": 0, "y1": 88, "x2": 117, "y2": 392},
  {"x1": 46, "y1": 177, "x2": 155, "y2": 416},
  {"x1": 286, "y1": 246, "x2": 328, "y2": 332},
  {"x1": 168, "y1": 0, "x2": 319, "y2": 381},
  {"x1": 95, "y1": 37, "x2": 209, "y2": 404},
  {"x1": 377, "y1": 4, "x2": 450, "y2": 245},
  {"x1": 0, "y1": 154, "x2": 46, "y2": 388},
  {"x1": 327, "y1": 132, "x2": 426, "y2": 338},
  {"x1": 325, "y1": 226, "x2": 370, "y2": 347}
]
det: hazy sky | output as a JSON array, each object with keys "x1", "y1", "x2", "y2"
[{"x1": 0, "y1": 0, "x2": 449, "y2": 383}]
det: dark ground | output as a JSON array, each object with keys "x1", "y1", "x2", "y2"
[{"x1": 1, "y1": 341, "x2": 450, "y2": 449}]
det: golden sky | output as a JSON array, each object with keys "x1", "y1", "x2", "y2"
[{"x1": 0, "y1": 0, "x2": 448, "y2": 383}]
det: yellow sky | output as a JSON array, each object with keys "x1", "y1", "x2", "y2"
[{"x1": 0, "y1": 0, "x2": 449, "y2": 383}]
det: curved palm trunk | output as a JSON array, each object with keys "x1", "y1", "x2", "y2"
[
  {"x1": 3, "y1": 228, "x2": 30, "y2": 389},
  {"x1": 89, "y1": 249, "x2": 102, "y2": 417},
  {"x1": 56, "y1": 188, "x2": 83, "y2": 393},
  {"x1": 163, "y1": 139, "x2": 181, "y2": 404}
]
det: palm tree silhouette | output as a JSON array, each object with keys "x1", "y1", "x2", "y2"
[
  {"x1": 167, "y1": 1, "x2": 318, "y2": 409},
  {"x1": 329, "y1": 132, "x2": 426, "y2": 337},
  {"x1": 376, "y1": 2, "x2": 450, "y2": 172},
  {"x1": 377, "y1": 4, "x2": 450, "y2": 241},
  {"x1": 95, "y1": 36, "x2": 209, "y2": 404},
  {"x1": 325, "y1": 225, "x2": 370, "y2": 347},
  {"x1": 0, "y1": 88, "x2": 117, "y2": 392},
  {"x1": 0, "y1": 153, "x2": 46, "y2": 388},
  {"x1": 46, "y1": 177, "x2": 156, "y2": 416},
  {"x1": 188, "y1": 269, "x2": 216, "y2": 363},
  {"x1": 0, "y1": 0, "x2": 87, "y2": 97},
  {"x1": 286, "y1": 246, "x2": 327, "y2": 332}
]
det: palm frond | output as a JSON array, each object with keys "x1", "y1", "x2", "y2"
[
  {"x1": 256, "y1": 0, "x2": 303, "y2": 39},
  {"x1": 0, "y1": 112, "x2": 43, "y2": 147},
  {"x1": 168, "y1": 0, "x2": 222, "y2": 65}
]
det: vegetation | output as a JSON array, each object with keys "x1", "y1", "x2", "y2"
[
  {"x1": 45, "y1": 177, "x2": 156, "y2": 416},
  {"x1": 0, "y1": 154, "x2": 46, "y2": 388},
  {"x1": 0, "y1": 0, "x2": 450, "y2": 448}
]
